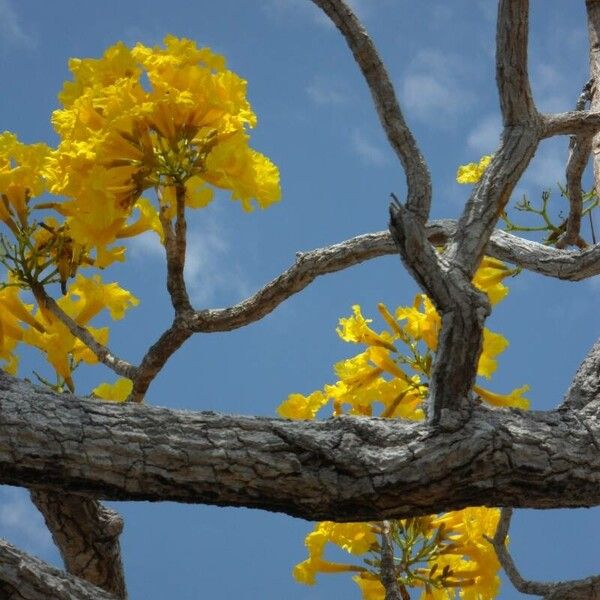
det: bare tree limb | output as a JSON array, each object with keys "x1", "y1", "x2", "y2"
[
  {"x1": 380, "y1": 521, "x2": 405, "y2": 600},
  {"x1": 131, "y1": 318, "x2": 192, "y2": 402},
  {"x1": 542, "y1": 109, "x2": 600, "y2": 137},
  {"x1": 29, "y1": 490, "x2": 126, "y2": 599},
  {"x1": 1, "y1": 373, "x2": 600, "y2": 521},
  {"x1": 487, "y1": 508, "x2": 600, "y2": 600},
  {"x1": 310, "y1": 0, "x2": 432, "y2": 223},
  {"x1": 0, "y1": 539, "x2": 116, "y2": 600},
  {"x1": 557, "y1": 81, "x2": 594, "y2": 249},
  {"x1": 587, "y1": 0, "x2": 600, "y2": 200},
  {"x1": 157, "y1": 185, "x2": 192, "y2": 314},
  {"x1": 496, "y1": 0, "x2": 536, "y2": 126},
  {"x1": 30, "y1": 283, "x2": 137, "y2": 381},
  {"x1": 561, "y1": 337, "x2": 600, "y2": 410}
]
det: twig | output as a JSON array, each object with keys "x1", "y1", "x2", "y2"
[
  {"x1": 557, "y1": 80, "x2": 594, "y2": 249},
  {"x1": 158, "y1": 185, "x2": 192, "y2": 314},
  {"x1": 31, "y1": 283, "x2": 137, "y2": 380},
  {"x1": 486, "y1": 508, "x2": 600, "y2": 599},
  {"x1": 379, "y1": 521, "x2": 407, "y2": 600},
  {"x1": 310, "y1": 0, "x2": 432, "y2": 223}
]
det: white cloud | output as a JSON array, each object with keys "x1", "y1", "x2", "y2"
[
  {"x1": 0, "y1": 0, "x2": 34, "y2": 49},
  {"x1": 531, "y1": 63, "x2": 572, "y2": 113},
  {"x1": 306, "y1": 76, "x2": 349, "y2": 106},
  {"x1": 127, "y1": 218, "x2": 249, "y2": 306},
  {"x1": 0, "y1": 487, "x2": 51, "y2": 550},
  {"x1": 467, "y1": 114, "x2": 502, "y2": 154},
  {"x1": 351, "y1": 130, "x2": 388, "y2": 166},
  {"x1": 400, "y1": 49, "x2": 476, "y2": 123}
]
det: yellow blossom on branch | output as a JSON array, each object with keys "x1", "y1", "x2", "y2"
[{"x1": 456, "y1": 155, "x2": 493, "y2": 184}]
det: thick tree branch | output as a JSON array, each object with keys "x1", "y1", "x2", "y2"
[
  {"x1": 561, "y1": 337, "x2": 600, "y2": 410},
  {"x1": 310, "y1": 0, "x2": 432, "y2": 223},
  {"x1": 496, "y1": 0, "x2": 536, "y2": 126},
  {"x1": 29, "y1": 490, "x2": 126, "y2": 599},
  {"x1": 0, "y1": 539, "x2": 116, "y2": 600},
  {"x1": 587, "y1": 0, "x2": 600, "y2": 200},
  {"x1": 1, "y1": 373, "x2": 600, "y2": 521}
]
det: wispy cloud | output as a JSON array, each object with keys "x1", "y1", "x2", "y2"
[
  {"x1": 127, "y1": 217, "x2": 249, "y2": 307},
  {"x1": 351, "y1": 130, "x2": 388, "y2": 166},
  {"x1": 530, "y1": 63, "x2": 572, "y2": 113},
  {"x1": 467, "y1": 114, "x2": 502, "y2": 155},
  {"x1": 0, "y1": 487, "x2": 51, "y2": 551},
  {"x1": 0, "y1": 0, "x2": 35, "y2": 49},
  {"x1": 400, "y1": 49, "x2": 476, "y2": 124},
  {"x1": 306, "y1": 76, "x2": 349, "y2": 106}
]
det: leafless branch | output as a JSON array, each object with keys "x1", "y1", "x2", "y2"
[
  {"x1": 380, "y1": 521, "x2": 405, "y2": 600},
  {"x1": 556, "y1": 81, "x2": 594, "y2": 249},
  {"x1": 310, "y1": 0, "x2": 432, "y2": 223},
  {"x1": 130, "y1": 318, "x2": 192, "y2": 402},
  {"x1": 561, "y1": 337, "x2": 600, "y2": 410},
  {"x1": 496, "y1": 0, "x2": 536, "y2": 126},
  {"x1": 30, "y1": 283, "x2": 137, "y2": 381},
  {"x1": 487, "y1": 508, "x2": 600, "y2": 599},
  {"x1": 0, "y1": 539, "x2": 116, "y2": 600},
  {"x1": 30, "y1": 490, "x2": 126, "y2": 599},
  {"x1": 2, "y1": 373, "x2": 600, "y2": 520},
  {"x1": 486, "y1": 508, "x2": 550, "y2": 596},
  {"x1": 157, "y1": 184, "x2": 192, "y2": 314}
]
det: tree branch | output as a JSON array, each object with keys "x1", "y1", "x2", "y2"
[
  {"x1": 310, "y1": 0, "x2": 432, "y2": 223},
  {"x1": 0, "y1": 539, "x2": 116, "y2": 600},
  {"x1": 487, "y1": 508, "x2": 600, "y2": 600},
  {"x1": 31, "y1": 284, "x2": 137, "y2": 381},
  {"x1": 561, "y1": 337, "x2": 600, "y2": 410},
  {"x1": 556, "y1": 81, "x2": 594, "y2": 249},
  {"x1": 2, "y1": 373, "x2": 600, "y2": 521},
  {"x1": 496, "y1": 0, "x2": 536, "y2": 126},
  {"x1": 586, "y1": 0, "x2": 600, "y2": 200},
  {"x1": 29, "y1": 490, "x2": 126, "y2": 599}
]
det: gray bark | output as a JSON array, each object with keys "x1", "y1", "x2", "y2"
[
  {"x1": 1, "y1": 373, "x2": 599, "y2": 521},
  {"x1": 0, "y1": 539, "x2": 115, "y2": 600}
]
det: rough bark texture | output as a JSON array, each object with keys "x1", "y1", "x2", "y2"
[
  {"x1": 0, "y1": 539, "x2": 115, "y2": 600},
  {"x1": 4, "y1": 1, "x2": 600, "y2": 598},
  {"x1": 29, "y1": 491, "x2": 126, "y2": 599},
  {"x1": 1, "y1": 373, "x2": 600, "y2": 521}
]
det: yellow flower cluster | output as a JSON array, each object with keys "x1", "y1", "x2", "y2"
[
  {"x1": 46, "y1": 35, "x2": 280, "y2": 262},
  {"x1": 0, "y1": 273, "x2": 137, "y2": 389},
  {"x1": 279, "y1": 256, "x2": 527, "y2": 599},
  {"x1": 456, "y1": 155, "x2": 493, "y2": 184},
  {"x1": 0, "y1": 38, "x2": 280, "y2": 400}
]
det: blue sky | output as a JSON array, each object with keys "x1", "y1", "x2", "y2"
[{"x1": 0, "y1": 1, "x2": 599, "y2": 598}]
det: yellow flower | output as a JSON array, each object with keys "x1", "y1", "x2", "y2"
[
  {"x1": 22, "y1": 274, "x2": 137, "y2": 388},
  {"x1": 396, "y1": 295, "x2": 440, "y2": 351},
  {"x1": 0, "y1": 132, "x2": 51, "y2": 232},
  {"x1": 0, "y1": 282, "x2": 33, "y2": 374},
  {"x1": 472, "y1": 256, "x2": 513, "y2": 306},
  {"x1": 293, "y1": 522, "x2": 375, "y2": 586},
  {"x1": 353, "y1": 574, "x2": 385, "y2": 600},
  {"x1": 93, "y1": 377, "x2": 133, "y2": 402},
  {"x1": 474, "y1": 384, "x2": 530, "y2": 409},
  {"x1": 277, "y1": 390, "x2": 327, "y2": 420},
  {"x1": 427, "y1": 508, "x2": 502, "y2": 600},
  {"x1": 477, "y1": 329, "x2": 509, "y2": 379},
  {"x1": 49, "y1": 36, "x2": 281, "y2": 258},
  {"x1": 337, "y1": 305, "x2": 396, "y2": 351},
  {"x1": 456, "y1": 155, "x2": 493, "y2": 184}
]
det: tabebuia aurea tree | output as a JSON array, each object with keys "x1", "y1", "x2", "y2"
[{"x1": 1, "y1": 1, "x2": 600, "y2": 599}]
